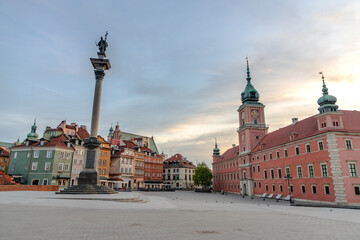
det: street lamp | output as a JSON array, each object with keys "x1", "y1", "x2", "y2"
[{"x1": 285, "y1": 174, "x2": 293, "y2": 204}]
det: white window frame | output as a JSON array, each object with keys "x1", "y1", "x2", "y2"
[
  {"x1": 324, "y1": 184, "x2": 330, "y2": 195},
  {"x1": 64, "y1": 164, "x2": 69, "y2": 171},
  {"x1": 43, "y1": 179, "x2": 48, "y2": 185},
  {"x1": 308, "y1": 164, "x2": 314, "y2": 178},
  {"x1": 311, "y1": 184, "x2": 317, "y2": 194},
  {"x1": 45, "y1": 162, "x2": 51, "y2": 171},
  {"x1": 301, "y1": 184, "x2": 306, "y2": 193},
  {"x1": 348, "y1": 162, "x2": 358, "y2": 177},
  {"x1": 34, "y1": 150, "x2": 40, "y2": 158},
  {"x1": 321, "y1": 163, "x2": 328, "y2": 177},
  {"x1": 14, "y1": 152, "x2": 17, "y2": 159},
  {"x1": 306, "y1": 144, "x2": 311, "y2": 153},
  {"x1": 318, "y1": 141, "x2": 324, "y2": 151},
  {"x1": 31, "y1": 162, "x2": 38, "y2": 171},
  {"x1": 60, "y1": 152, "x2": 65, "y2": 159},
  {"x1": 46, "y1": 150, "x2": 52, "y2": 158},
  {"x1": 297, "y1": 165, "x2": 303, "y2": 178},
  {"x1": 345, "y1": 139, "x2": 353, "y2": 150},
  {"x1": 66, "y1": 152, "x2": 71, "y2": 159},
  {"x1": 58, "y1": 163, "x2": 64, "y2": 171}
]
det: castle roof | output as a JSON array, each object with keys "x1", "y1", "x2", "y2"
[{"x1": 252, "y1": 110, "x2": 360, "y2": 152}]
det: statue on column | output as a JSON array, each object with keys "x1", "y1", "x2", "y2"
[{"x1": 96, "y1": 31, "x2": 108, "y2": 53}]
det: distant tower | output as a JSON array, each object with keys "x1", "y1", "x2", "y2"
[
  {"x1": 237, "y1": 58, "x2": 268, "y2": 154},
  {"x1": 315, "y1": 73, "x2": 343, "y2": 130},
  {"x1": 213, "y1": 138, "x2": 220, "y2": 156},
  {"x1": 27, "y1": 119, "x2": 39, "y2": 140},
  {"x1": 107, "y1": 124, "x2": 114, "y2": 142}
]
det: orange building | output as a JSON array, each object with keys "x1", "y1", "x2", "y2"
[
  {"x1": 0, "y1": 147, "x2": 10, "y2": 173},
  {"x1": 143, "y1": 147, "x2": 163, "y2": 189},
  {"x1": 98, "y1": 136, "x2": 111, "y2": 186}
]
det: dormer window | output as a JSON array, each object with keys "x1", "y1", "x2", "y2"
[
  {"x1": 40, "y1": 140, "x2": 44, "y2": 146},
  {"x1": 26, "y1": 141, "x2": 29, "y2": 146},
  {"x1": 333, "y1": 121, "x2": 339, "y2": 127}
]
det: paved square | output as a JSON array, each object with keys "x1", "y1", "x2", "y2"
[{"x1": 0, "y1": 191, "x2": 359, "y2": 240}]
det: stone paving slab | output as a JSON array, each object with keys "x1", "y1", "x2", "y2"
[{"x1": 0, "y1": 191, "x2": 359, "y2": 240}]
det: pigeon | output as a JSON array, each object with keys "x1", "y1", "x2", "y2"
[{"x1": 267, "y1": 204, "x2": 269, "y2": 207}]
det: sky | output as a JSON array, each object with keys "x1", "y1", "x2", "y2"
[{"x1": 0, "y1": 0, "x2": 359, "y2": 166}]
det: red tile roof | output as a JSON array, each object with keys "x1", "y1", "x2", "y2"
[
  {"x1": 0, "y1": 148, "x2": 10, "y2": 157},
  {"x1": 164, "y1": 153, "x2": 195, "y2": 168},
  {"x1": 218, "y1": 145, "x2": 239, "y2": 161},
  {"x1": 252, "y1": 110, "x2": 360, "y2": 152},
  {"x1": 77, "y1": 128, "x2": 90, "y2": 139},
  {"x1": 11, "y1": 135, "x2": 71, "y2": 149}
]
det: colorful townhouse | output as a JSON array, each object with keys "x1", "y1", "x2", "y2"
[
  {"x1": 8, "y1": 122, "x2": 73, "y2": 187},
  {"x1": 98, "y1": 135, "x2": 111, "y2": 186},
  {"x1": 163, "y1": 153, "x2": 196, "y2": 190},
  {"x1": 43, "y1": 120, "x2": 90, "y2": 186},
  {"x1": 212, "y1": 60, "x2": 360, "y2": 206},
  {"x1": 0, "y1": 147, "x2": 10, "y2": 173}
]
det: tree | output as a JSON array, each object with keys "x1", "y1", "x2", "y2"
[{"x1": 193, "y1": 162, "x2": 213, "y2": 189}]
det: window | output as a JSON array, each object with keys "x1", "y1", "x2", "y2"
[
  {"x1": 104, "y1": 152, "x2": 107, "y2": 157},
  {"x1": 354, "y1": 186, "x2": 360, "y2": 195},
  {"x1": 269, "y1": 153, "x2": 272, "y2": 160},
  {"x1": 243, "y1": 171, "x2": 246, "y2": 179},
  {"x1": 277, "y1": 168, "x2": 282, "y2": 179},
  {"x1": 297, "y1": 166, "x2": 302, "y2": 178},
  {"x1": 308, "y1": 165, "x2": 314, "y2": 178},
  {"x1": 264, "y1": 170, "x2": 268, "y2": 179},
  {"x1": 318, "y1": 141, "x2": 324, "y2": 151},
  {"x1": 31, "y1": 162, "x2": 38, "y2": 171},
  {"x1": 60, "y1": 152, "x2": 65, "y2": 159},
  {"x1": 284, "y1": 149, "x2": 288, "y2": 157},
  {"x1": 102, "y1": 169, "x2": 106, "y2": 175},
  {"x1": 46, "y1": 150, "x2": 53, "y2": 158},
  {"x1": 272, "y1": 184, "x2": 275, "y2": 191},
  {"x1": 279, "y1": 184, "x2": 283, "y2": 192},
  {"x1": 103, "y1": 160, "x2": 107, "y2": 166},
  {"x1": 301, "y1": 185, "x2": 306, "y2": 193},
  {"x1": 270, "y1": 169, "x2": 274, "y2": 179},
  {"x1": 290, "y1": 185, "x2": 294, "y2": 193},
  {"x1": 14, "y1": 152, "x2": 17, "y2": 159},
  {"x1": 45, "y1": 162, "x2": 51, "y2": 171},
  {"x1": 259, "y1": 182, "x2": 261, "y2": 188},
  {"x1": 66, "y1": 153, "x2": 71, "y2": 159},
  {"x1": 64, "y1": 164, "x2": 69, "y2": 171},
  {"x1": 257, "y1": 165, "x2": 260, "y2": 172},
  {"x1": 27, "y1": 152, "x2": 30, "y2": 158},
  {"x1": 345, "y1": 140, "x2": 352, "y2": 150},
  {"x1": 276, "y1": 151, "x2": 280, "y2": 159},
  {"x1": 265, "y1": 184, "x2": 268, "y2": 191},
  {"x1": 312, "y1": 185, "x2": 317, "y2": 194},
  {"x1": 324, "y1": 185, "x2": 330, "y2": 195},
  {"x1": 80, "y1": 160, "x2": 83, "y2": 165},
  {"x1": 252, "y1": 166, "x2": 255, "y2": 173},
  {"x1": 72, "y1": 168, "x2": 76, "y2": 174},
  {"x1": 285, "y1": 167, "x2": 290, "y2": 178},
  {"x1": 34, "y1": 150, "x2": 40, "y2": 158},
  {"x1": 321, "y1": 164, "x2": 328, "y2": 177},
  {"x1": 58, "y1": 163, "x2": 64, "y2": 171},
  {"x1": 295, "y1": 146, "x2": 300, "y2": 155},
  {"x1": 349, "y1": 163, "x2": 357, "y2": 177},
  {"x1": 263, "y1": 154, "x2": 266, "y2": 161},
  {"x1": 99, "y1": 151, "x2": 102, "y2": 156},
  {"x1": 43, "y1": 179, "x2": 48, "y2": 185},
  {"x1": 306, "y1": 144, "x2": 311, "y2": 153}
]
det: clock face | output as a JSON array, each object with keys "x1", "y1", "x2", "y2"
[{"x1": 251, "y1": 110, "x2": 259, "y2": 118}]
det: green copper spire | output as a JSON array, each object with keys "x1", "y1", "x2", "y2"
[
  {"x1": 213, "y1": 138, "x2": 220, "y2": 156},
  {"x1": 317, "y1": 72, "x2": 338, "y2": 114},
  {"x1": 107, "y1": 124, "x2": 114, "y2": 137},
  {"x1": 241, "y1": 58, "x2": 260, "y2": 104},
  {"x1": 27, "y1": 119, "x2": 39, "y2": 140}
]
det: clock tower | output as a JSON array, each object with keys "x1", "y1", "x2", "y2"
[
  {"x1": 238, "y1": 58, "x2": 268, "y2": 196},
  {"x1": 237, "y1": 59, "x2": 268, "y2": 154}
]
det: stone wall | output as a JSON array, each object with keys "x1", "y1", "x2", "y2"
[{"x1": 0, "y1": 185, "x2": 59, "y2": 191}]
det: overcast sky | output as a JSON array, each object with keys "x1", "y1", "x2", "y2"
[{"x1": 0, "y1": 0, "x2": 359, "y2": 166}]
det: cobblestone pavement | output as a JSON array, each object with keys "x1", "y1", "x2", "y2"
[{"x1": 0, "y1": 191, "x2": 359, "y2": 240}]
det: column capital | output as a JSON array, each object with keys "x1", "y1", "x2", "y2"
[{"x1": 94, "y1": 69, "x2": 105, "y2": 81}]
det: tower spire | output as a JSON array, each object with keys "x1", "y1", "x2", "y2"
[
  {"x1": 213, "y1": 137, "x2": 220, "y2": 156},
  {"x1": 246, "y1": 57, "x2": 251, "y2": 82},
  {"x1": 317, "y1": 72, "x2": 338, "y2": 113}
]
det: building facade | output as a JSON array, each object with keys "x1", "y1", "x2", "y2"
[
  {"x1": 213, "y1": 61, "x2": 360, "y2": 206},
  {"x1": 163, "y1": 153, "x2": 196, "y2": 190},
  {"x1": 0, "y1": 147, "x2": 10, "y2": 173},
  {"x1": 98, "y1": 135, "x2": 111, "y2": 186}
]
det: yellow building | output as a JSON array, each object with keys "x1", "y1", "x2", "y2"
[
  {"x1": 0, "y1": 146, "x2": 10, "y2": 173},
  {"x1": 98, "y1": 136, "x2": 111, "y2": 186}
]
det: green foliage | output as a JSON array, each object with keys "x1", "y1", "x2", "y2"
[
  {"x1": 193, "y1": 162, "x2": 213, "y2": 188},
  {"x1": 4, "y1": 165, "x2": 8, "y2": 174}
]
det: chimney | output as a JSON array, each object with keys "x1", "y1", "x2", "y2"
[
  {"x1": 292, "y1": 118, "x2": 298, "y2": 125},
  {"x1": 45, "y1": 126, "x2": 51, "y2": 131},
  {"x1": 232, "y1": 144, "x2": 236, "y2": 148},
  {"x1": 80, "y1": 125, "x2": 87, "y2": 130}
]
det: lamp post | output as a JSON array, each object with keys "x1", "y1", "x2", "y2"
[{"x1": 286, "y1": 174, "x2": 293, "y2": 204}]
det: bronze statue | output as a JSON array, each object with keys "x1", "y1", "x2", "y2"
[{"x1": 96, "y1": 31, "x2": 108, "y2": 53}]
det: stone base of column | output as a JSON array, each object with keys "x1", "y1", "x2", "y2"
[{"x1": 56, "y1": 171, "x2": 117, "y2": 194}]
